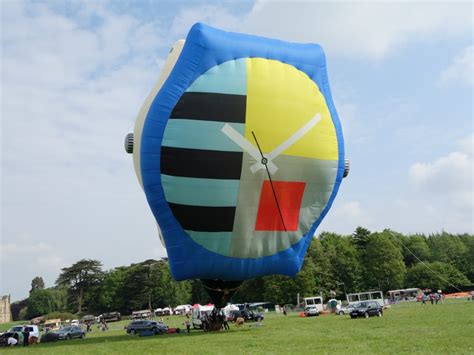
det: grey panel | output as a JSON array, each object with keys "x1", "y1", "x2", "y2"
[{"x1": 228, "y1": 153, "x2": 338, "y2": 258}]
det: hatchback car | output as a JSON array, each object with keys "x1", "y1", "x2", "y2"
[
  {"x1": 55, "y1": 326, "x2": 86, "y2": 340},
  {"x1": 304, "y1": 305, "x2": 320, "y2": 317},
  {"x1": 125, "y1": 320, "x2": 168, "y2": 335},
  {"x1": 350, "y1": 301, "x2": 383, "y2": 319},
  {"x1": 336, "y1": 303, "x2": 356, "y2": 315}
]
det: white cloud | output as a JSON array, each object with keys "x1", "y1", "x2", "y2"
[
  {"x1": 409, "y1": 133, "x2": 474, "y2": 210},
  {"x1": 319, "y1": 200, "x2": 373, "y2": 235},
  {"x1": 438, "y1": 45, "x2": 474, "y2": 87},
  {"x1": 241, "y1": 1, "x2": 472, "y2": 59}
]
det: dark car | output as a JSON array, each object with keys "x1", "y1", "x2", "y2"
[
  {"x1": 40, "y1": 332, "x2": 59, "y2": 343},
  {"x1": 55, "y1": 326, "x2": 86, "y2": 340},
  {"x1": 350, "y1": 301, "x2": 383, "y2": 319},
  {"x1": 125, "y1": 320, "x2": 168, "y2": 335},
  {"x1": 229, "y1": 309, "x2": 264, "y2": 322}
]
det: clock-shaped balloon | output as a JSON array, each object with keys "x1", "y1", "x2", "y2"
[{"x1": 125, "y1": 23, "x2": 348, "y2": 307}]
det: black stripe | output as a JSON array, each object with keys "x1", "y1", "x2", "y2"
[
  {"x1": 161, "y1": 146, "x2": 242, "y2": 179},
  {"x1": 170, "y1": 92, "x2": 246, "y2": 123},
  {"x1": 169, "y1": 203, "x2": 235, "y2": 232}
]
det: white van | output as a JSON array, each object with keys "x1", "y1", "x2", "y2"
[
  {"x1": 192, "y1": 305, "x2": 214, "y2": 329},
  {"x1": 304, "y1": 296, "x2": 324, "y2": 312}
]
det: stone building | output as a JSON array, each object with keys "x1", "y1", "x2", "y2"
[{"x1": 0, "y1": 295, "x2": 12, "y2": 324}]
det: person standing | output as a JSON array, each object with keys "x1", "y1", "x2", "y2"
[
  {"x1": 22, "y1": 326, "x2": 30, "y2": 347},
  {"x1": 421, "y1": 293, "x2": 427, "y2": 305},
  {"x1": 185, "y1": 315, "x2": 191, "y2": 334}
]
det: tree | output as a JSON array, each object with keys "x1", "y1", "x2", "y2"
[
  {"x1": 458, "y1": 234, "x2": 474, "y2": 282},
  {"x1": 406, "y1": 262, "x2": 470, "y2": 290},
  {"x1": 401, "y1": 235, "x2": 431, "y2": 267},
  {"x1": 319, "y1": 232, "x2": 362, "y2": 294},
  {"x1": 56, "y1": 259, "x2": 104, "y2": 313},
  {"x1": 428, "y1": 233, "x2": 468, "y2": 272},
  {"x1": 308, "y1": 238, "x2": 335, "y2": 298},
  {"x1": 352, "y1": 227, "x2": 371, "y2": 251},
  {"x1": 27, "y1": 289, "x2": 51, "y2": 318},
  {"x1": 362, "y1": 231, "x2": 406, "y2": 291},
  {"x1": 30, "y1": 276, "x2": 45, "y2": 294},
  {"x1": 26, "y1": 287, "x2": 68, "y2": 319}
]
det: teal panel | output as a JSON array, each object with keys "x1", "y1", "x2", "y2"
[
  {"x1": 186, "y1": 230, "x2": 233, "y2": 255},
  {"x1": 186, "y1": 59, "x2": 247, "y2": 95},
  {"x1": 162, "y1": 119, "x2": 245, "y2": 152},
  {"x1": 162, "y1": 174, "x2": 240, "y2": 207}
]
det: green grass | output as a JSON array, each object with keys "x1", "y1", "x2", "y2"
[{"x1": 2, "y1": 299, "x2": 473, "y2": 354}]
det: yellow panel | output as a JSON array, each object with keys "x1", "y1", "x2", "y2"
[{"x1": 245, "y1": 58, "x2": 337, "y2": 160}]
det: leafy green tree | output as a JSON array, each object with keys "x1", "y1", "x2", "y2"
[
  {"x1": 30, "y1": 276, "x2": 45, "y2": 293},
  {"x1": 56, "y1": 259, "x2": 104, "y2": 313},
  {"x1": 152, "y1": 262, "x2": 191, "y2": 307},
  {"x1": 401, "y1": 235, "x2": 431, "y2": 266},
  {"x1": 27, "y1": 289, "x2": 51, "y2": 318},
  {"x1": 190, "y1": 280, "x2": 210, "y2": 305},
  {"x1": 97, "y1": 267, "x2": 128, "y2": 313},
  {"x1": 26, "y1": 287, "x2": 68, "y2": 318},
  {"x1": 234, "y1": 278, "x2": 265, "y2": 303},
  {"x1": 308, "y1": 238, "x2": 334, "y2": 297},
  {"x1": 319, "y1": 232, "x2": 362, "y2": 294},
  {"x1": 352, "y1": 227, "x2": 371, "y2": 251},
  {"x1": 458, "y1": 234, "x2": 474, "y2": 282},
  {"x1": 406, "y1": 262, "x2": 470, "y2": 290},
  {"x1": 362, "y1": 231, "x2": 406, "y2": 291},
  {"x1": 428, "y1": 233, "x2": 468, "y2": 272}
]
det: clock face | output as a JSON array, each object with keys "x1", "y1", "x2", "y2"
[{"x1": 160, "y1": 58, "x2": 338, "y2": 258}]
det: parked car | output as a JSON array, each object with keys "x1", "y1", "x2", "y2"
[
  {"x1": 55, "y1": 326, "x2": 86, "y2": 340},
  {"x1": 336, "y1": 303, "x2": 356, "y2": 315},
  {"x1": 100, "y1": 312, "x2": 121, "y2": 322},
  {"x1": 40, "y1": 332, "x2": 59, "y2": 343},
  {"x1": 7, "y1": 325, "x2": 39, "y2": 342},
  {"x1": 304, "y1": 305, "x2": 320, "y2": 317},
  {"x1": 71, "y1": 320, "x2": 80, "y2": 327},
  {"x1": 350, "y1": 301, "x2": 383, "y2": 319},
  {"x1": 228, "y1": 309, "x2": 264, "y2": 322},
  {"x1": 125, "y1": 320, "x2": 168, "y2": 335},
  {"x1": 131, "y1": 310, "x2": 152, "y2": 320}
]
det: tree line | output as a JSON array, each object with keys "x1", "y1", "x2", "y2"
[{"x1": 13, "y1": 228, "x2": 473, "y2": 320}]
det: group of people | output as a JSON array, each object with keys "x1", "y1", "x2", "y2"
[
  {"x1": 201, "y1": 311, "x2": 230, "y2": 332},
  {"x1": 421, "y1": 292, "x2": 444, "y2": 305},
  {"x1": 7, "y1": 326, "x2": 31, "y2": 347}
]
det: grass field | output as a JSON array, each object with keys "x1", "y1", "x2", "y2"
[{"x1": 1, "y1": 299, "x2": 473, "y2": 354}]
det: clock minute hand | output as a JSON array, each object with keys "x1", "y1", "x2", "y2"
[
  {"x1": 221, "y1": 124, "x2": 278, "y2": 174},
  {"x1": 249, "y1": 113, "x2": 322, "y2": 174},
  {"x1": 252, "y1": 131, "x2": 287, "y2": 232}
]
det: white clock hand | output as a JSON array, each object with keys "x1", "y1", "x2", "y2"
[
  {"x1": 249, "y1": 113, "x2": 321, "y2": 173},
  {"x1": 221, "y1": 123, "x2": 278, "y2": 174}
]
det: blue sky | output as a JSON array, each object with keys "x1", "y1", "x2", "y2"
[{"x1": 1, "y1": 0, "x2": 472, "y2": 300}]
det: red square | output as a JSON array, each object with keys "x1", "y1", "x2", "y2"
[{"x1": 255, "y1": 181, "x2": 306, "y2": 231}]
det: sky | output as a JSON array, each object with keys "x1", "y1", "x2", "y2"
[{"x1": 1, "y1": 0, "x2": 473, "y2": 301}]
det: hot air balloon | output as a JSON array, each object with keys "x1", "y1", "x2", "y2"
[{"x1": 125, "y1": 23, "x2": 348, "y2": 318}]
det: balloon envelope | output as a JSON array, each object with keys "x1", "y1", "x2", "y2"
[{"x1": 136, "y1": 23, "x2": 345, "y2": 281}]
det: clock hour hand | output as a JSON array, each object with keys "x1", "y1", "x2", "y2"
[
  {"x1": 221, "y1": 123, "x2": 278, "y2": 174},
  {"x1": 249, "y1": 113, "x2": 321, "y2": 173}
]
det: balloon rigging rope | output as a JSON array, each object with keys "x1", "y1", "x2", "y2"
[{"x1": 393, "y1": 234, "x2": 462, "y2": 293}]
